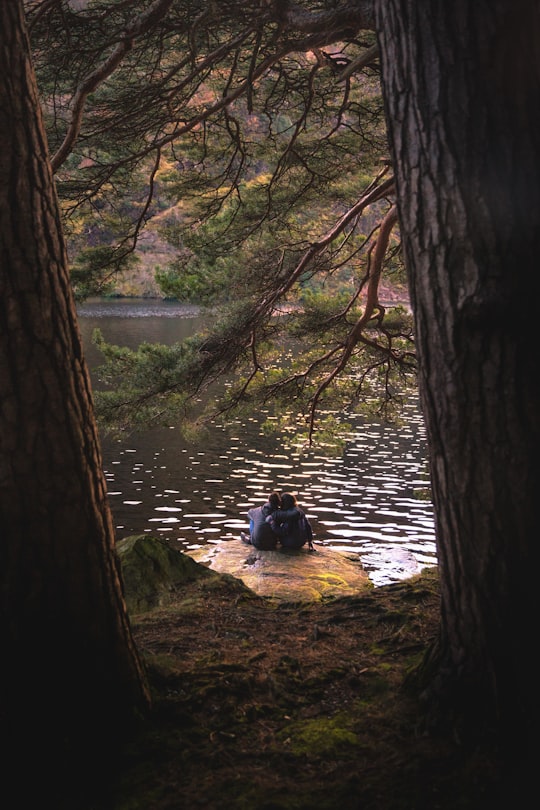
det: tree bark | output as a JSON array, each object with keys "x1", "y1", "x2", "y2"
[
  {"x1": 0, "y1": 0, "x2": 150, "y2": 780},
  {"x1": 376, "y1": 0, "x2": 540, "y2": 742}
]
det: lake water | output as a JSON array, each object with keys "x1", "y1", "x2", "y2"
[{"x1": 77, "y1": 298, "x2": 437, "y2": 586}]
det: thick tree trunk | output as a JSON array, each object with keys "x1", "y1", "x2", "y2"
[
  {"x1": 0, "y1": 0, "x2": 150, "y2": 779},
  {"x1": 376, "y1": 0, "x2": 540, "y2": 741}
]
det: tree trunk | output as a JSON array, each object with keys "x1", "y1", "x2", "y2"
[
  {"x1": 376, "y1": 0, "x2": 540, "y2": 742},
  {"x1": 0, "y1": 0, "x2": 150, "y2": 781}
]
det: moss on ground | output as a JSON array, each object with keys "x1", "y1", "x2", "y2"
[{"x1": 84, "y1": 566, "x2": 513, "y2": 810}]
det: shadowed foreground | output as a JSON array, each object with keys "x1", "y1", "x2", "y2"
[{"x1": 90, "y1": 539, "x2": 510, "y2": 810}]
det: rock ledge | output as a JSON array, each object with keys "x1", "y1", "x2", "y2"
[{"x1": 187, "y1": 539, "x2": 372, "y2": 602}]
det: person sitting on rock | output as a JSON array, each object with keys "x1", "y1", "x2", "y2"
[
  {"x1": 265, "y1": 492, "x2": 314, "y2": 550},
  {"x1": 241, "y1": 492, "x2": 281, "y2": 549}
]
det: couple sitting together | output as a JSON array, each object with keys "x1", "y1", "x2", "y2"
[{"x1": 241, "y1": 491, "x2": 314, "y2": 551}]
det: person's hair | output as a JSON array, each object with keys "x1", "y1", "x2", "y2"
[
  {"x1": 268, "y1": 492, "x2": 281, "y2": 509},
  {"x1": 281, "y1": 492, "x2": 297, "y2": 510}
]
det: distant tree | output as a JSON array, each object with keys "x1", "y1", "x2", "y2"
[{"x1": 0, "y1": 0, "x2": 150, "y2": 795}]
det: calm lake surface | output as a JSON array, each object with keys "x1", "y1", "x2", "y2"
[{"x1": 77, "y1": 298, "x2": 437, "y2": 587}]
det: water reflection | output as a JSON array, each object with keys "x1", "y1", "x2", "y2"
[{"x1": 78, "y1": 299, "x2": 437, "y2": 586}]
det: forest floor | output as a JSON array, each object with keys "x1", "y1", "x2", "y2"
[{"x1": 78, "y1": 565, "x2": 522, "y2": 810}]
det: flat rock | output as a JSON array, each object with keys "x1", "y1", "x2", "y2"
[{"x1": 186, "y1": 539, "x2": 372, "y2": 602}]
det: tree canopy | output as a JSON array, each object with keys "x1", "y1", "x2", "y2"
[{"x1": 27, "y1": 0, "x2": 415, "y2": 441}]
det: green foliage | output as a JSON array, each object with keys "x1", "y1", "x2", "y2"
[
  {"x1": 92, "y1": 329, "x2": 200, "y2": 433},
  {"x1": 70, "y1": 245, "x2": 140, "y2": 300},
  {"x1": 155, "y1": 256, "x2": 233, "y2": 304}
]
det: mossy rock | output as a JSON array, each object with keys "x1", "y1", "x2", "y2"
[{"x1": 117, "y1": 535, "x2": 216, "y2": 615}]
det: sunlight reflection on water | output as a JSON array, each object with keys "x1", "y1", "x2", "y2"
[
  {"x1": 101, "y1": 406, "x2": 437, "y2": 586},
  {"x1": 79, "y1": 299, "x2": 437, "y2": 587}
]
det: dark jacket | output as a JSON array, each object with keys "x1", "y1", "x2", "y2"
[
  {"x1": 247, "y1": 502, "x2": 279, "y2": 549},
  {"x1": 267, "y1": 506, "x2": 313, "y2": 549}
]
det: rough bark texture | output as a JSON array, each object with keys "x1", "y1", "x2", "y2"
[
  {"x1": 376, "y1": 0, "x2": 540, "y2": 740},
  {"x1": 0, "y1": 0, "x2": 150, "y2": 777}
]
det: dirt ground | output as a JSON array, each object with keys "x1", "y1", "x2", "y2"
[{"x1": 86, "y1": 565, "x2": 516, "y2": 810}]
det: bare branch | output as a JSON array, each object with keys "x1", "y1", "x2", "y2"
[
  {"x1": 283, "y1": 1, "x2": 375, "y2": 38},
  {"x1": 307, "y1": 203, "x2": 398, "y2": 440},
  {"x1": 337, "y1": 43, "x2": 379, "y2": 81},
  {"x1": 254, "y1": 170, "x2": 395, "y2": 318},
  {"x1": 51, "y1": 0, "x2": 175, "y2": 172}
]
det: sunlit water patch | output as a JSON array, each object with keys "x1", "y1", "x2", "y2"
[
  {"x1": 101, "y1": 406, "x2": 436, "y2": 586},
  {"x1": 79, "y1": 300, "x2": 437, "y2": 587}
]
